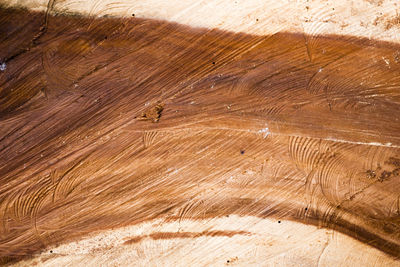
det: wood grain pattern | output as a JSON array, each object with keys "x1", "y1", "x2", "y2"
[{"x1": 0, "y1": 6, "x2": 400, "y2": 266}]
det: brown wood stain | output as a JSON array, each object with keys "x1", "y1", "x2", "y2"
[{"x1": 1, "y1": 7, "x2": 400, "y2": 264}]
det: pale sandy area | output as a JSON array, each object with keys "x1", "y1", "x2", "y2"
[
  {"x1": 15, "y1": 216, "x2": 398, "y2": 266},
  {"x1": 2, "y1": 0, "x2": 400, "y2": 43}
]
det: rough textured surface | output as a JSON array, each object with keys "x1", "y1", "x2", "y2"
[
  {"x1": 1, "y1": 0, "x2": 400, "y2": 42},
  {"x1": 0, "y1": 2, "x2": 400, "y2": 266},
  {"x1": 14, "y1": 217, "x2": 400, "y2": 266}
]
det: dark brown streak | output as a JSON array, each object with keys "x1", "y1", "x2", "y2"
[
  {"x1": 124, "y1": 230, "x2": 251, "y2": 245},
  {"x1": 3, "y1": 0, "x2": 54, "y2": 64}
]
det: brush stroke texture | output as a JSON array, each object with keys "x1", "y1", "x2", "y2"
[{"x1": 0, "y1": 7, "x2": 400, "y2": 265}]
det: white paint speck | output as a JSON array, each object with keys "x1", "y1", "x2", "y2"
[
  {"x1": 0, "y1": 62, "x2": 6, "y2": 71},
  {"x1": 325, "y1": 138, "x2": 397, "y2": 148},
  {"x1": 382, "y1": 56, "x2": 390, "y2": 67},
  {"x1": 258, "y1": 126, "x2": 270, "y2": 138}
]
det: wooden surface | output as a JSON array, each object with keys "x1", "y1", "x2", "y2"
[{"x1": 0, "y1": 1, "x2": 400, "y2": 266}]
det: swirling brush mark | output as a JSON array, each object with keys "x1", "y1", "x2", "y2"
[
  {"x1": 52, "y1": 151, "x2": 95, "y2": 203},
  {"x1": 142, "y1": 131, "x2": 159, "y2": 149},
  {"x1": 6, "y1": 176, "x2": 54, "y2": 245},
  {"x1": 3, "y1": 0, "x2": 55, "y2": 64},
  {"x1": 289, "y1": 136, "x2": 357, "y2": 216},
  {"x1": 302, "y1": 5, "x2": 335, "y2": 63},
  {"x1": 289, "y1": 136, "x2": 323, "y2": 173},
  {"x1": 41, "y1": 31, "x2": 107, "y2": 97}
]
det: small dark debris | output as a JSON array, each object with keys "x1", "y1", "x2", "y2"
[
  {"x1": 305, "y1": 207, "x2": 308, "y2": 211},
  {"x1": 212, "y1": 62, "x2": 216, "y2": 65},
  {"x1": 50, "y1": 250, "x2": 53, "y2": 253},
  {"x1": 386, "y1": 157, "x2": 400, "y2": 167},
  {"x1": 379, "y1": 171, "x2": 391, "y2": 182},
  {"x1": 278, "y1": 220, "x2": 281, "y2": 223},
  {"x1": 132, "y1": 14, "x2": 135, "y2": 17},
  {"x1": 385, "y1": 14, "x2": 400, "y2": 30},
  {"x1": 226, "y1": 257, "x2": 238, "y2": 264},
  {"x1": 256, "y1": 18, "x2": 259, "y2": 22},
  {"x1": 366, "y1": 170, "x2": 376, "y2": 179},
  {"x1": 240, "y1": 150, "x2": 245, "y2": 155}
]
